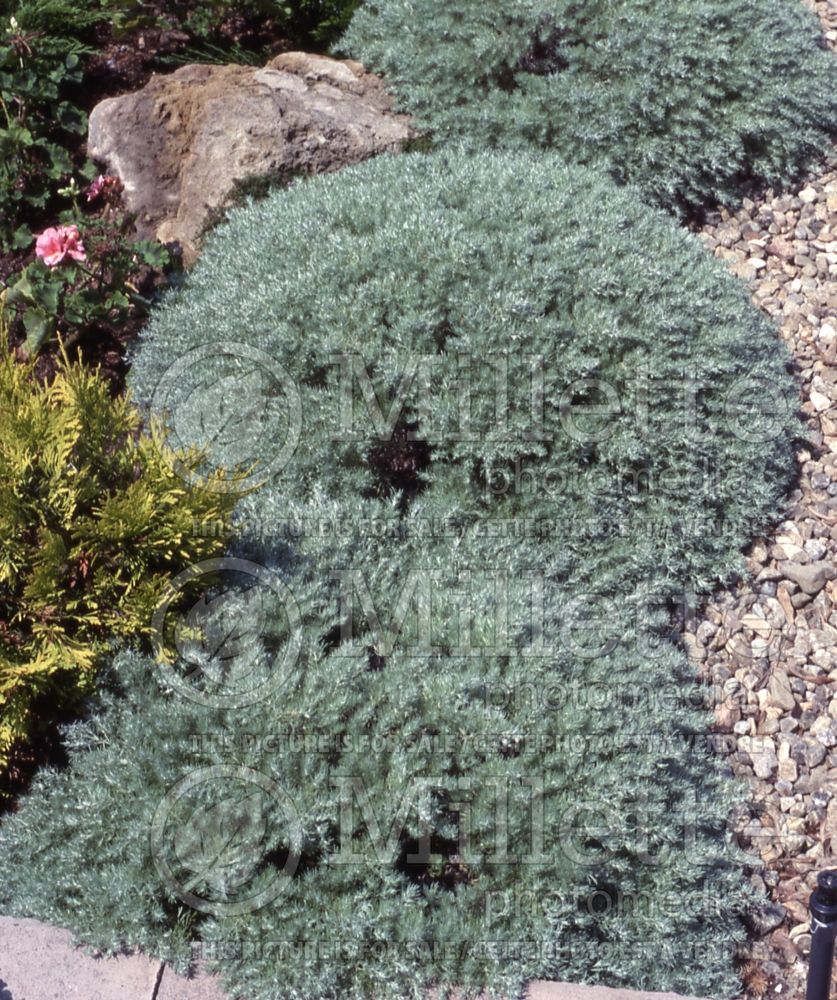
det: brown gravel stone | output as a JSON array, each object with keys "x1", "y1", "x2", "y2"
[{"x1": 687, "y1": 9, "x2": 837, "y2": 993}]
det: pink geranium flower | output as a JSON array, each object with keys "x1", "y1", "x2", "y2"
[
  {"x1": 86, "y1": 174, "x2": 122, "y2": 204},
  {"x1": 35, "y1": 225, "x2": 87, "y2": 268}
]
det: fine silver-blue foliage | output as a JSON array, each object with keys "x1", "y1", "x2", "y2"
[{"x1": 342, "y1": 0, "x2": 837, "y2": 214}]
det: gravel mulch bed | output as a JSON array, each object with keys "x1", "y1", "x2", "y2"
[{"x1": 689, "y1": 5, "x2": 837, "y2": 994}]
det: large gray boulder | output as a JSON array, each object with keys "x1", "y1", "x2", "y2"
[{"x1": 88, "y1": 52, "x2": 414, "y2": 263}]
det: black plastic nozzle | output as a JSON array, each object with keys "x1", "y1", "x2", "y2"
[{"x1": 807, "y1": 870, "x2": 837, "y2": 1000}]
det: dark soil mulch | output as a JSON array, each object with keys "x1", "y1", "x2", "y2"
[{"x1": 83, "y1": 6, "x2": 293, "y2": 102}]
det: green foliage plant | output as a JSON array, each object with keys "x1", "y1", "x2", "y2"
[
  {"x1": 0, "y1": 568, "x2": 753, "y2": 999},
  {"x1": 130, "y1": 149, "x2": 796, "y2": 599},
  {"x1": 4, "y1": 186, "x2": 171, "y2": 355},
  {"x1": 0, "y1": 151, "x2": 796, "y2": 997},
  {"x1": 179, "y1": 0, "x2": 360, "y2": 48},
  {"x1": 0, "y1": 316, "x2": 238, "y2": 776},
  {"x1": 341, "y1": 0, "x2": 837, "y2": 214},
  {"x1": 0, "y1": 0, "x2": 360, "y2": 250},
  {"x1": 97, "y1": 0, "x2": 361, "y2": 52},
  {"x1": 0, "y1": 1, "x2": 106, "y2": 248}
]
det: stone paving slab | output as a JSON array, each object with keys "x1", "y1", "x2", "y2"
[
  {"x1": 0, "y1": 914, "x2": 708, "y2": 1000},
  {"x1": 528, "y1": 983, "x2": 705, "y2": 1000},
  {"x1": 155, "y1": 960, "x2": 227, "y2": 1000},
  {"x1": 0, "y1": 916, "x2": 228, "y2": 1000},
  {"x1": 0, "y1": 916, "x2": 160, "y2": 999}
]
